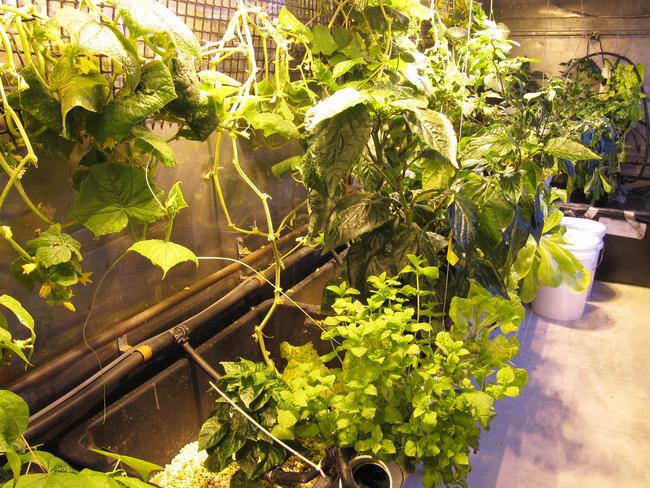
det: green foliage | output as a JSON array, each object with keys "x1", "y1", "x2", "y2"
[
  {"x1": 0, "y1": 295, "x2": 35, "y2": 364},
  {"x1": 512, "y1": 209, "x2": 591, "y2": 303},
  {"x1": 198, "y1": 360, "x2": 287, "y2": 483},
  {"x1": 90, "y1": 448, "x2": 163, "y2": 481},
  {"x1": 88, "y1": 60, "x2": 177, "y2": 143},
  {"x1": 55, "y1": 8, "x2": 140, "y2": 92},
  {"x1": 132, "y1": 127, "x2": 177, "y2": 168},
  {"x1": 0, "y1": 390, "x2": 156, "y2": 487},
  {"x1": 107, "y1": 0, "x2": 201, "y2": 57},
  {"x1": 1, "y1": 0, "x2": 210, "y2": 316},
  {"x1": 324, "y1": 191, "x2": 392, "y2": 249},
  {"x1": 303, "y1": 104, "x2": 372, "y2": 197},
  {"x1": 404, "y1": 109, "x2": 458, "y2": 166},
  {"x1": 200, "y1": 263, "x2": 526, "y2": 486},
  {"x1": 128, "y1": 240, "x2": 198, "y2": 279},
  {"x1": 70, "y1": 164, "x2": 164, "y2": 237},
  {"x1": 552, "y1": 58, "x2": 645, "y2": 201}
]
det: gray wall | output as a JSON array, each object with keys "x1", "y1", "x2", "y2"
[
  {"x1": 0, "y1": 129, "x2": 303, "y2": 386},
  {"x1": 485, "y1": 0, "x2": 650, "y2": 93}
]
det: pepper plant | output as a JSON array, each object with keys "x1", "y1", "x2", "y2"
[{"x1": 554, "y1": 56, "x2": 645, "y2": 202}]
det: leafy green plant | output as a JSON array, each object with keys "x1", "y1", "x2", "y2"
[
  {"x1": 555, "y1": 57, "x2": 645, "y2": 202},
  {"x1": 512, "y1": 209, "x2": 591, "y2": 303},
  {"x1": 0, "y1": 389, "x2": 157, "y2": 487},
  {"x1": 197, "y1": 360, "x2": 287, "y2": 480},
  {"x1": 199, "y1": 259, "x2": 527, "y2": 486},
  {"x1": 0, "y1": 0, "x2": 221, "y2": 355}
]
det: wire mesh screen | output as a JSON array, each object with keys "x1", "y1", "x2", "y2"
[{"x1": 2, "y1": 0, "x2": 324, "y2": 81}]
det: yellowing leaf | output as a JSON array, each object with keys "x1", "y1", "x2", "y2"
[
  {"x1": 128, "y1": 239, "x2": 198, "y2": 278},
  {"x1": 447, "y1": 234, "x2": 459, "y2": 266}
]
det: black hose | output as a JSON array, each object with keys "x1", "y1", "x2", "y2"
[
  {"x1": 25, "y1": 352, "x2": 144, "y2": 440},
  {"x1": 263, "y1": 466, "x2": 322, "y2": 485},
  {"x1": 180, "y1": 342, "x2": 221, "y2": 380},
  {"x1": 332, "y1": 446, "x2": 359, "y2": 488}
]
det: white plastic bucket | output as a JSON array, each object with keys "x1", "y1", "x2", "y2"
[
  {"x1": 561, "y1": 216, "x2": 607, "y2": 241},
  {"x1": 532, "y1": 230, "x2": 602, "y2": 321},
  {"x1": 560, "y1": 216, "x2": 606, "y2": 296}
]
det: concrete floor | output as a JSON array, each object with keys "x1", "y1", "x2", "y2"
[{"x1": 405, "y1": 281, "x2": 650, "y2": 488}]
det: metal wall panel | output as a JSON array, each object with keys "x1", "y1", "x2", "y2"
[{"x1": 485, "y1": 0, "x2": 650, "y2": 94}]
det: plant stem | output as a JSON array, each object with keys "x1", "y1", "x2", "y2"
[{"x1": 211, "y1": 131, "x2": 266, "y2": 236}]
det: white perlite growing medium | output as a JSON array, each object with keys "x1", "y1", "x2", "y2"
[
  {"x1": 151, "y1": 439, "x2": 325, "y2": 488},
  {"x1": 150, "y1": 442, "x2": 237, "y2": 488}
]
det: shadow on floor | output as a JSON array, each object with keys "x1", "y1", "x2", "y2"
[
  {"x1": 464, "y1": 312, "x2": 621, "y2": 487},
  {"x1": 549, "y1": 302, "x2": 614, "y2": 331}
]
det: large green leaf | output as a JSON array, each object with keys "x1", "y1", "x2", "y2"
[
  {"x1": 56, "y1": 70, "x2": 108, "y2": 137},
  {"x1": 132, "y1": 126, "x2": 176, "y2": 167},
  {"x1": 306, "y1": 104, "x2": 372, "y2": 196},
  {"x1": 56, "y1": 8, "x2": 140, "y2": 92},
  {"x1": 311, "y1": 25, "x2": 338, "y2": 55},
  {"x1": 447, "y1": 195, "x2": 479, "y2": 252},
  {"x1": 0, "y1": 389, "x2": 29, "y2": 453},
  {"x1": 107, "y1": 0, "x2": 200, "y2": 57},
  {"x1": 462, "y1": 129, "x2": 516, "y2": 160},
  {"x1": 277, "y1": 7, "x2": 311, "y2": 38},
  {"x1": 477, "y1": 193, "x2": 515, "y2": 252},
  {"x1": 89, "y1": 60, "x2": 176, "y2": 143},
  {"x1": 166, "y1": 53, "x2": 218, "y2": 141},
  {"x1": 545, "y1": 137, "x2": 601, "y2": 162},
  {"x1": 90, "y1": 448, "x2": 163, "y2": 481},
  {"x1": 25, "y1": 224, "x2": 82, "y2": 267},
  {"x1": 406, "y1": 109, "x2": 458, "y2": 167},
  {"x1": 305, "y1": 88, "x2": 367, "y2": 130},
  {"x1": 421, "y1": 155, "x2": 457, "y2": 192},
  {"x1": 128, "y1": 239, "x2": 198, "y2": 278},
  {"x1": 247, "y1": 112, "x2": 298, "y2": 140},
  {"x1": 70, "y1": 163, "x2": 165, "y2": 236},
  {"x1": 8, "y1": 67, "x2": 62, "y2": 132},
  {"x1": 325, "y1": 191, "x2": 392, "y2": 248},
  {"x1": 198, "y1": 415, "x2": 229, "y2": 452}
]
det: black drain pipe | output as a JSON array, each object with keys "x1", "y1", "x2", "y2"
[{"x1": 25, "y1": 246, "x2": 316, "y2": 442}]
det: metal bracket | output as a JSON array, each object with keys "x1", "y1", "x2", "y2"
[
  {"x1": 170, "y1": 324, "x2": 190, "y2": 344},
  {"x1": 117, "y1": 335, "x2": 131, "y2": 353}
]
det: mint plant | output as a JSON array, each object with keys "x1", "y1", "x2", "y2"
[{"x1": 199, "y1": 258, "x2": 527, "y2": 486}]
